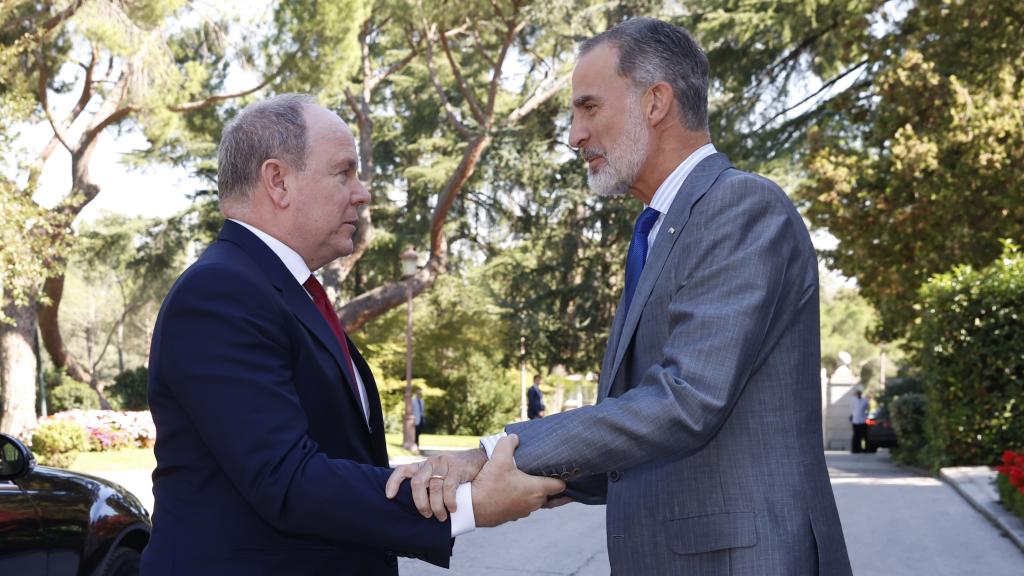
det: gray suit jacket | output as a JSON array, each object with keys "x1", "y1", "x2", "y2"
[{"x1": 507, "y1": 154, "x2": 852, "y2": 575}]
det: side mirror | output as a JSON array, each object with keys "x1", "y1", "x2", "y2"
[{"x1": 0, "y1": 434, "x2": 35, "y2": 481}]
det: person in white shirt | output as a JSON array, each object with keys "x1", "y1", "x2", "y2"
[
  {"x1": 412, "y1": 386, "x2": 425, "y2": 447},
  {"x1": 850, "y1": 388, "x2": 871, "y2": 453}
]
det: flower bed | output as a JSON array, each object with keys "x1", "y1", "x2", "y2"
[
  {"x1": 25, "y1": 410, "x2": 155, "y2": 452},
  {"x1": 995, "y1": 449, "x2": 1024, "y2": 519}
]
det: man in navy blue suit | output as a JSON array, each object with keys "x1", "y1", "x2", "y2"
[
  {"x1": 527, "y1": 375, "x2": 546, "y2": 420},
  {"x1": 142, "y1": 94, "x2": 563, "y2": 576}
]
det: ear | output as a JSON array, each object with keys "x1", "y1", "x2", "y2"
[
  {"x1": 258, "y1": 158, "x2": 291, "y2": 209},
  {"x1": 645, "y1": 81, "x2": 675, "y2": 127}
]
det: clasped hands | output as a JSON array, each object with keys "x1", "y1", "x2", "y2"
[{"x1": 385, "y1": 435, "x2": 569, "y2": 527}]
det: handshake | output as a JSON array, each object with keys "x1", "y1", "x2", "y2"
[{"x1": 384, "y1": 435, "x2": 571, "y2": 528}]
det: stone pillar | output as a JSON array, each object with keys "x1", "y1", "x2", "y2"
[{"x1": 824, "y1": 351, "x2": 858, "y2": 451}]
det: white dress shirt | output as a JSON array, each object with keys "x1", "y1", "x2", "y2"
[{"x1": 229, "y1": 219, "x2": 475, "y2": 536}]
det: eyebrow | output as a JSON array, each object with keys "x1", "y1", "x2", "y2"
[
  {"x1": 334, "y1": 158, "x2": 358, "y2": 171},
  {"x1": 573, "y1": 95, "x2": 598, "y2": 108}
]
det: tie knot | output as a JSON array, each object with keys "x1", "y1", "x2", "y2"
[
  {"x1": 635, "y1": 207, "x2": 660, "y2": 236},
  {"x1": 303, "y1": 275, "x2": 327, "y2": 302}
]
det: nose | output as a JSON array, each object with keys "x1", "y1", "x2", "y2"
[
  {"x1": 568, "y1": 116, "x2": 588, "y2": 151},
  {"x1": 353, "y1": 176, "x2": 371, "y2": 206}
]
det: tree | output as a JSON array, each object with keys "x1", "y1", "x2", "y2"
[
  {"x1": 271, "y1": 0, "x2": 599, "y2": 331},
  {"x1": 678, "y1": 1, "x2": 1023, "y2": 339},
  {"x1": 59, "y1": 214, "x2": 192, "y2": 398},
  {"x1": 799, "y1": 0, "x2": 1024, "y2": 338},
  {"x1": 1, "y1": 0, "x2": 276, "y2": 431}
]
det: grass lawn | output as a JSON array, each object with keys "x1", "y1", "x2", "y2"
[
  {"x1": 385, "y1": 433, "x2": 480, "y2": 457},
  {"x1": 71, "y1": 447, "x2": 156, "y2": 473},
  {"x1": 67, "y1": 434, "x2": 479, "y2": 472}
]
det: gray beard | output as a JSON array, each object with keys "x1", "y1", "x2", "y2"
[{"x1": 587, "y1": 102, "x2": 649, "y2": 197}]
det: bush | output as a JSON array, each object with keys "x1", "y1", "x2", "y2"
[
  {"x1": 872, "y1": 376, "x2": 924, "y2": 420},
  {"x1": 110, "y1": 366, "x2": 149, "y2": 410},
  {"x1": 47, "y1": 379, "x2": 100, "y2": 412},
  {"x1": 31, "y1": 420, "x2": 87, "y2": 469},
  {"x1": 909, "y1": 242, "x2": 1024, "y2": 468},
  {"x1": 889, "y1": 392, "x2": 928, "y2": 466},
  {"x1": 995, "y1": 450, "x2": 1024, "y2": 519}
]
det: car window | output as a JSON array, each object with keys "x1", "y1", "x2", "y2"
[{"x1": 0, "y1": 442, "x2": 21, "y2": 476}]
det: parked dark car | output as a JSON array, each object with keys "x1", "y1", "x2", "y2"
[
  {"x1": 0, "y1": 433, "x2": 150, "y2": 575},
  {"x1": 865, "y1": 411, "x2": 898, "y2": 452}
]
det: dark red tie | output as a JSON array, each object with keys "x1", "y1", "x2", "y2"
[{"x1": 303, "y1": 275, "x2": 361, "y2": 408}]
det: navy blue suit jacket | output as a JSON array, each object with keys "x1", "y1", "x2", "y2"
[
  {"x1": 526, "y1": 386, "x2": 545, "y2": 419},
  {"x1": 141, "y1": 221, "x2": 452, "y2": 575}
]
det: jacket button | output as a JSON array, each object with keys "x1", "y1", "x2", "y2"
[{"x1": 609, "y1": 470, "x2": 621, "y2": 482}]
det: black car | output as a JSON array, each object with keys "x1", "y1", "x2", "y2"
[
  {"x1": 1, "y1": 433, "x2": 151, "y2": 576},
  {"x1": 865, "y1": 411, "x2": 898, "y2": 452}
]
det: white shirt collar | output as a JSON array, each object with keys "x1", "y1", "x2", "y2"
[
  {"x1": 647, "y1": 143, "x2": 717, "y2": 214},
  {"x1": 229, "y1": 219, "x2": 311, "y2": 285}
]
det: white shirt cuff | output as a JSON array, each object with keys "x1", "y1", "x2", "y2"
[
  {"x1": 479, "y1": 431, "x2": 507, "y2": 459},
  {"x1": 449, "y1": 483, "x2": 475, "y2": 537}
]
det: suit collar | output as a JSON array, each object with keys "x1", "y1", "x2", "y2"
[
  {"x1": 218, "y1": 219, "x2": 296, "y2": 292},
  {"x1": 599, "y1": 152, "x2": 733, "y2": 399},
  {"x1": 227, "y1": 218, "x2": 311, "y2": 286}
]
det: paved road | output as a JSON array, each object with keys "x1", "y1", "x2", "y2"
[
  {"x1": 828, "y1": 451, "x2": 1023, "y2": 576},
  {"x1": 85, "y1": 451, "x2": 1024, "y2": 575},
  {"x1": 399, "y1": 504, "x2": 608, "y2": 575}
]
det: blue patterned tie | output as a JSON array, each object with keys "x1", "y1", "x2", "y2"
[{"x1": 623, "y1": 207, "x2": 661, "y2": 312}]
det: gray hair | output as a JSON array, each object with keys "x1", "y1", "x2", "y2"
[
  {"x1": 217, "y1": 93, "x2": 318, "y2": 204},
  {"x1": 581, "y1": 18, "x2": 709, "y2": 132}
]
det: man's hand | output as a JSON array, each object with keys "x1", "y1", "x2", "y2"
[
  {"x1": 385, "y1": 446, "x2": 487, "y2": 521},
  {"x1": 470, "y1": 434, "x2": 565, "y2": 527}
]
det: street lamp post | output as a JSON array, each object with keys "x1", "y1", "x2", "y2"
[{"x1": 400, "y1": 248, "x2": 419, "y2": 451}]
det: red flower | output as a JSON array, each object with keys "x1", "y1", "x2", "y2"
[
  {"x1": 1003, "y1": 451, "x2": 1016, "y2": 465},
  {"x1": 1011, "y1": 469, "x2": 1024, "y2": 487}
]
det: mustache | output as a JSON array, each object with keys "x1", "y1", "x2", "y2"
[{"x1": 579, "y1": 147, "x2": 604, "y2": 162}]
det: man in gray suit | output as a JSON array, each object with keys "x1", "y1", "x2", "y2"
[{"x1": 388, "y1": 18, "x2": 852, "y2": 575}]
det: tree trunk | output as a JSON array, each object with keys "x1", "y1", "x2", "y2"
[
  {"x1": 38, "y1": 274, "x2": 111, "y2": 408},
  {"x1": 1, "y1": 299, "x2": 39, "y2": 438}
]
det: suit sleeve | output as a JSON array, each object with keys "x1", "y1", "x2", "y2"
[
  {"x1": 507, "y1": 174, "x2": 808, "y2": 478},
  {"x1": 154, "y1": 265, "x2": 452, "y2": 566}
]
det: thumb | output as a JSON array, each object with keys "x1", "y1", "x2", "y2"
[
  {"x1": 538, "y1": 476, "x2": 566, "y2": 496},
  {"x1": 491, "y1": 434, "x2": 520, "y2": 466}
]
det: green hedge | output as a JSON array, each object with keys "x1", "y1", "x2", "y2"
[
  {"x1": 46, "y1": 377, "x2": 100, "y2": 412},
  {"x1": 110, "y1": 366, "x2": 149, "y2": 410},
  {"x1": 910, "y1": 242, "x2": 1024, "y2": 468},
  {"x1": 31, "y1": 420, "x2": 87, "y2": 469},
  {"x1": 889, "y1": 392, "x2": 928, "y2": 466}
]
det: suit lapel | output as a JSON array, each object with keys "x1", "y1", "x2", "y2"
[
  {"x1": 605, "y1": 154, "x2": 733, "y2": 389},
  {"x1": 218, "y1": 221, "x2": 367, "y2": 422}
]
